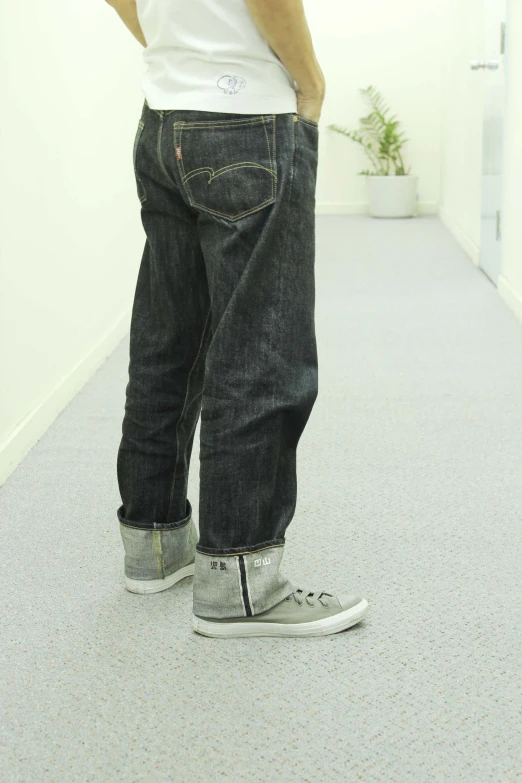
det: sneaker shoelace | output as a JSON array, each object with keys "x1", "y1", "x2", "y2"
[{"x1": 285, "y1": 589, "x2": 333, "y2": 608}]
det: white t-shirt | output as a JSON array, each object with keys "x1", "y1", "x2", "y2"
[{"x1": 136, "y1": 0, "x2": 298, "y2": 114}]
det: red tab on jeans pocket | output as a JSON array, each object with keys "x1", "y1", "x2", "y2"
[{"x1": 175, "y1": 146, "x2": 182, "y2": 161}]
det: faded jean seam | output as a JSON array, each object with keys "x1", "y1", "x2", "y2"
[
  {"x1": 166, "y1": 307, "x2": 212, "y2": 523},
  {"x1": 156, "y1": 112, "x2": 178, "y2": 190},
  {"x1": 152, "y1": 531, "x2": 165, "y2": 578}
]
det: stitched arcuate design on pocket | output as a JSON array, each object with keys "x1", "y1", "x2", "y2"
[{"x1": 173, "y1": 116, "x2": 277, "y2": 222}]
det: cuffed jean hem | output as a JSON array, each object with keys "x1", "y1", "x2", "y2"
[
  {"x1": 120, "y1": 514, "x2": 198, "y2": 581},
  {"x1": 193, "y1": 544, "x2": 295, "y2": 619},
  {"x1": 117, "y1": 498, "x2": 193, "y2": 531},
  {"x1": 196, "y1": 538, "x2": 285, "y2": 556}
]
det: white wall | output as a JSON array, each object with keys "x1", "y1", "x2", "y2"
[
  {"x1": 306, "y1": 0, "x2": 447, "y2": 214},
  {"x1": 498, "y1": 0, "x2": 522, "y2": 322},
  {"x1": 0, "y1": 2, "x2": 146, "y2": 483}
]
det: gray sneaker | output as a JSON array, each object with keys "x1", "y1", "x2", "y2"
[{"x1": 193, "y1": 588, "x2": 368, "y2": 638}]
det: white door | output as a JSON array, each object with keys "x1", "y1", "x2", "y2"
[{"x1": 471, "y1": 0, "x2": 507, "y2": 285}]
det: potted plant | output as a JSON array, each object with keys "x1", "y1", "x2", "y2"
[{"x1": 328, "y1": 86, "x2": 418, "y2": 218}]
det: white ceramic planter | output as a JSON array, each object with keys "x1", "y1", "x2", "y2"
[{"x1": 366, "y1": 175, "x2": 418, "y2": 218}]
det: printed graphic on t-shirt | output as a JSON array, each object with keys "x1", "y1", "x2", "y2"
[{"x1": 217, "y1": 75, "x2": 247, "y2": 95}]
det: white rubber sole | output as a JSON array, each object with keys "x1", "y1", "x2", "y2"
[
  {"x1": 193, "y1": 597, "x2": 369, "y2": 638},
  {"x1": 125, "y1": 563, "x2": 195, "y2": 595}
]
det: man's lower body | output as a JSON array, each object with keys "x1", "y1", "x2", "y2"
[{"x1": 117, "y1": 100, "x2": 367, "y2": 635}]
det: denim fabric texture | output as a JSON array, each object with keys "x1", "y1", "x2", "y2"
[
  {"x1": 117, "y1": 100, "x2": 319, "y2": 617},
  {"x1": 193, "y1": 545, "x2": 295, "y2": 619},
  {"x1": 120, "y1": 503, "x2": 197, "y2": 580}
]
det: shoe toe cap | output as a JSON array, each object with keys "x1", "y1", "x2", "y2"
[{"x1": 337, "y1": 593, "x2": 365, "y2": 611}]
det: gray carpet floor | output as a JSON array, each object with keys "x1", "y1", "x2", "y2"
[{"x1": 1, "y1": 216, "x2": 521, "y2": 782}]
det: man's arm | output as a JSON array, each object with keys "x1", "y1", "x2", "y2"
[
  {"x1": 244, "y1": 0, "x2": 325, "y2": 122},
  {"x1": 105, "y1": 0, "x2": 147, "y2": 48}
]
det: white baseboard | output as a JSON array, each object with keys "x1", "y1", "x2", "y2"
[
  {"x1": 498, "y1": 275, "x2": 522, "y2": 325},
  {"x1": 316, "y1": 201, "x2": 439, "y2": 216},
  {"x1": 0, "y1": 309, "x2": 131, "y2": 486},
  {"x1": 439, "y1": 208, "x2": 480, "y2": 265}
]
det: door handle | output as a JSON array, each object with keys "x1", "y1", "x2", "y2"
[{"x1": 470, "y1": 59, "x2": 500, "y2": 70}]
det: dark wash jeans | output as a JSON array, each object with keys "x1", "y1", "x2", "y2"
[{"x1": 117, "y1": 99, "x2": 319, "y2": 617}]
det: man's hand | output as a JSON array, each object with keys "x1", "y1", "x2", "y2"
[
  {"x1": 297, "y1": 85, "x2": 325, "y2": 124},
  {"x1": 245, "y1": 0, "x2": 325, "y2": 122}
]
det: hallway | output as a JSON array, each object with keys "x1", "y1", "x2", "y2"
[{"x1": 1, "y1": 216, "x2": 520, "y2": 781}]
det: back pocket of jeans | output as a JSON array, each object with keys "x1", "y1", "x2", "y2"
[
  {"x1": 173, "y1": 115, "x2": 277, "y2": 222},
  {"x1": 133, "y1": 119, "x2": 147, "y2": 204}
]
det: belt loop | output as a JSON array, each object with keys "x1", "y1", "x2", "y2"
[{"x1": 145, "y1": 99, "x2": 163, "y2": 119}]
